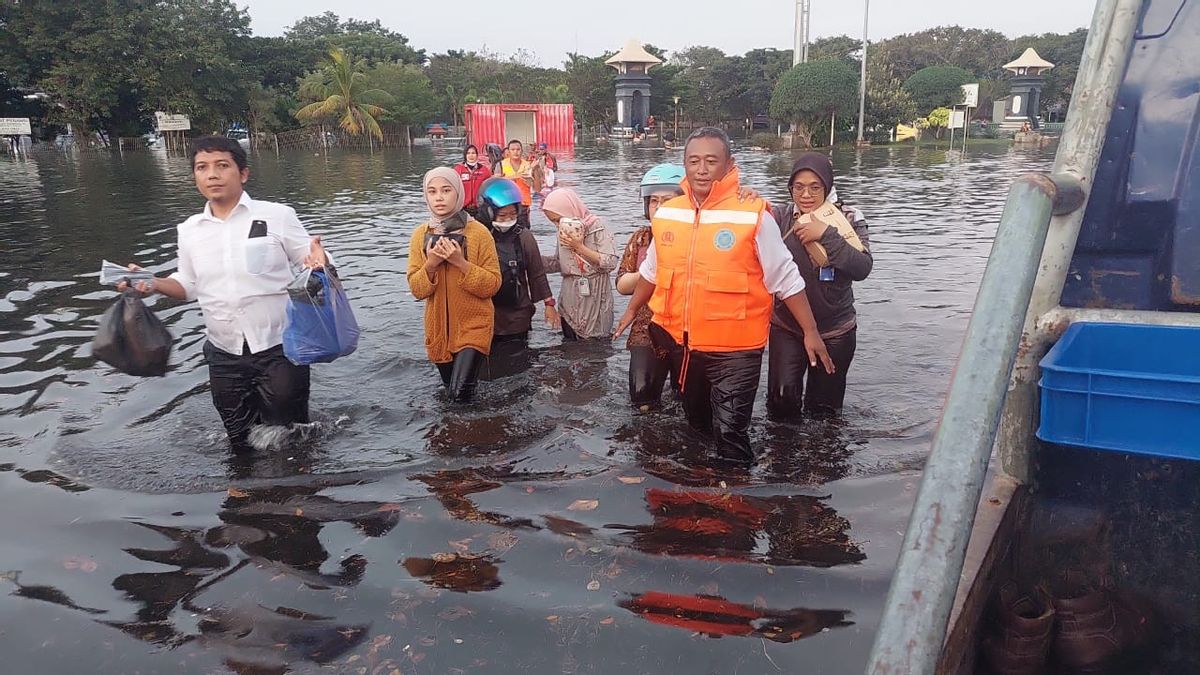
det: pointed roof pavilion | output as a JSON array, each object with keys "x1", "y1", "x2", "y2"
[
  {"x1": 606, "y1": 39, "x2": 662, "y2": 73},
  {"x1": 1004, "y1": 48, "x2": 1055, "y2": 75}
]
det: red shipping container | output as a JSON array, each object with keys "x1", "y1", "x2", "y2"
[{"x1": 465, "y1": 104, "x2": 575, "y2": 151}]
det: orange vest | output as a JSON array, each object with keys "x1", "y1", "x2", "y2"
[
  {"x1": 648, "y1": 167, "x2": 773, "y2": 352},
  {"x1": 500, "y1": 159, "x2": 532, "y2": 206}
]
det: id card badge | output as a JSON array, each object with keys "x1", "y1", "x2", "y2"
[
  {"x1": 576, "y1": 276, "x2": 591, "y2": 297},
  {"x1": 819, "y1": 266, "x2": 836, "y2": 282}
]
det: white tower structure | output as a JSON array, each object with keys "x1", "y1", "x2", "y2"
[{"x1": 793, "y1": 0, "x2": 812, "y2": 65}]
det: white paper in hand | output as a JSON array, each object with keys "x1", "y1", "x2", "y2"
[{"x1": 100, "y1": 260, "x2": 155, "y2": 286}]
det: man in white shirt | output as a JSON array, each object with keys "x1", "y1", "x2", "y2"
[
  {"x1": 614, "y1": 128, "x2": 833, "y2": 462},
  {"x1": 122, "y1": 136, "x2": 329, "y2": 450}
]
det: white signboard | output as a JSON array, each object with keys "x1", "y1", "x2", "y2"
[
  {"x1": 961, "y1": 83, "x2": 979, "y2": 108},
  {"x1": 950, "y1": 110, "x2": 967, "y2": 130},
  {"x1": 0, "y1": 118, "x2": 32, "y2": 135},
  {"x1": 155, "y1": 112, "x2": 192, "y2": 131}
]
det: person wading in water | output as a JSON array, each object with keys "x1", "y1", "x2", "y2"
[
  {"x1": 407, "y1": 168, "x2": 501, "y2": 402},
  {"x1": 615, "y1": 127, "x2": 833, "y2": 462},
  {"x1": 120, "y1": 135, "x2": 331, "y2": 451},
  {"x1": 767, "y1": 153, "x2": 872, "y2": 420}
]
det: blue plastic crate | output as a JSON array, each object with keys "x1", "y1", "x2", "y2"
[{"x1": 1037, "y1": 322, "x2": 1200, "y2": 460}]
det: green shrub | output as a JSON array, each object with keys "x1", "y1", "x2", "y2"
[{"x1": 750, "y1": 132, "x2": 783, "y2": 150}]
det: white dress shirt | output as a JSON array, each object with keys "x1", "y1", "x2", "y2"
[
  {"x1": 169, "y1": 191, "x2": 320, "y2": 356},
  {"x1": 638, "y1": 211, "x2": 806, "y2": 299}
]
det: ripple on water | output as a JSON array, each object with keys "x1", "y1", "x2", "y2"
[{"x1": 0, "y1": 142, "x2": 1054, "y2": 674}]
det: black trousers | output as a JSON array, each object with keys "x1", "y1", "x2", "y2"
[
  {"x1": 766, "y1": 325, "x2": 857, "y2": 420},
  {"x1": 486, "y1": 332, "x2": 531, "y2": 380},
  {"x1": 204, "y1": 341, "x2": 311, "y2": 450},
  {"x1": 650, "y1": 324, "x2": 763, "y2": 461},
  {"x1": 436, "y1": 348, "x2": 484, "y2": 402},
  {"x1": 628, "y1": 345, "x2": 674, "y2": 406}
]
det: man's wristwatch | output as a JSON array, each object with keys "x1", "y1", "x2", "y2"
[{"x1": 544, "y1": 298, "x2": 556, "y2": 308}]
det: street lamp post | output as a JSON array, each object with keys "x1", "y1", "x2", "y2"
[
  {"x1": 856, "y1": 0, "x2": 870, "y2": 147},
  {"x1": 673, "y1": 96, "x2": 680, "y2": 139}
]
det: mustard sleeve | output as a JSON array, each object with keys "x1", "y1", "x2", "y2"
[
  {"x1": 407, "y1": 226, "x2": 436, "y2": 300},
  {"x1": 459, "y1": 228, "x2": 502, "y2": 299}
]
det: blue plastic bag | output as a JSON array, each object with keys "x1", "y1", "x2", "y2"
[{"x1": 283, "y1": 267, "x2": 360, "y2": 365}]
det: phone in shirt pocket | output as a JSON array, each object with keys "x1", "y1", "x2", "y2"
[{"x1": 245, "y1": 219, "x2": 272, "y2": 275}]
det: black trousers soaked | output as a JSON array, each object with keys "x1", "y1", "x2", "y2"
[
  {"x1": 436, "y1": 348, "x2": 485, "y2": 402},
  {"x1": 486, "y1": 333, "x2": 531, "y2": 380},
  {"x1": 650, "y1": 324, "x2": 763, "y2": 461},
  {"x1": 766, "y1": 325, "x2": 857, "y2": 420},
  {"x1": 628, "y1": 346, "x2": 674, "y2": 406},
  {"x1": 204, "y1": 341, "x2": 311, "y2": 449}
]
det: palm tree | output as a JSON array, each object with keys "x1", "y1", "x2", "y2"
[{"x1": 296, "y1": 48, "x2": 393, "y2": 140}]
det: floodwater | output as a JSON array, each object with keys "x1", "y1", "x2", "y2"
[{"x1": 0, "y1": 140, "x2": 1053, "y2": 674}]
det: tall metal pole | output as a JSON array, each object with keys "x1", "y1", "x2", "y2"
[
  {"x1": 793, "y1": 0, "x2": 812, "y2": 65},
  {"x1": 856, "y1": 0, "x2": 870, "y2": 145},
  {"x1": 864, "y1": 1, "x2": 1144, "y2": 672}
]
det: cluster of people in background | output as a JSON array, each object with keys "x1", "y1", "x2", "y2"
[
  {"x1": 119, "y1": 128, "x2": 871, "y2": 463},
  {"x1": 413, "y1": 126, "x2": 873, "y2": 461}
]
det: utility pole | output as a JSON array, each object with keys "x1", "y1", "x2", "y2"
[
  {"x1": 856, "y1": 0, "x2": 870, "y2": 146},
  {"x1": 793, "y1": 0, "x2": 812, "y2": 66}
]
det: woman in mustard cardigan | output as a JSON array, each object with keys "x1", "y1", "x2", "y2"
[{"x1": 408, "y1": 167, "x2": 501, "y2": 402}]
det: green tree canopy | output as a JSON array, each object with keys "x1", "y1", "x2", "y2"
[
  {"x1": 811, "y1": 36, "x2": 862, "y2": 69},
  {"x1": 297, "y1": 49, "x2": 393, "y2": 139},
  {"x1": 285, "y1": 12, "x2": 425, "y2": 65},
  {"x1": 366, "y1": 61, "x2": 439, "y2": 126},
  {"x1": 903, "y1": 65, "x2": 974, "y2": 114},
  {"x1": 564, "y1": 53, "x2": 614, "y2": 130},
  {"x1": 864, "y1": 58, "x2": 917, "y2": 130},
  {"x1": 769, "y1": 59, "x2": 859, "y2": 147}
]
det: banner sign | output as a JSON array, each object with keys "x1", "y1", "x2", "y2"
[
  {"x1": 155, "y1": 112, "x2": 191, "y2": 131},
  {"x1": 0, "y1": 118, "x2": 32, "y2": 135}
]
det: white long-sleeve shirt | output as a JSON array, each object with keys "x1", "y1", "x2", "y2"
[
  {"x1": 169, "y1": 191, "x2": 321, "y2": 356},
  {"x1": 637, "y1": 211, "x2": 806, "y2": 299}
]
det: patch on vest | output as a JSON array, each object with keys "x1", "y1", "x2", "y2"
[{"x1": 713, "y1": 228, "x2": 736, "y2": 251}]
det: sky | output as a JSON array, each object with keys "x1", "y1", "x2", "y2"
[{"x1": 240, "y1": 0, "x2": 1099, "y2": 66}]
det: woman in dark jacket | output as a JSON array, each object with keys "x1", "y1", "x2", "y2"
[{"x1": 768, "y1": 153, "x2": 873, "y2": 419}]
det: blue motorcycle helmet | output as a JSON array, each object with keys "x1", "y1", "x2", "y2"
[
  {"x1": 640, "y1": 163, "x2": 686, "y2": 219},
  {"x1": 476, "y1": 177, "x2": 524, "y2": 228}
]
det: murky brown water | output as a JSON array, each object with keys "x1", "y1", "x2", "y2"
[{"x1": 0, "y1": 140, "x2": 1053, "y2": 674}]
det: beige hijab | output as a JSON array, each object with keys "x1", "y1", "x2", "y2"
[{"x1": 423, "y1": 167, "x2": 469, "y2": 232}]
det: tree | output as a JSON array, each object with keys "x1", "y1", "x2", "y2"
[
  {"x1": 142, "y1": 0, "x2": 255, "y2": 135},
  {"x1": 564, "y1": 52, "x2": 614, "y2": 130},
  {"x1": 285, "y1": 11, "x2": 342, "y2": 40},
  {"x1": 285, "y1": 12, "x2": 425, "y2": 65},
  {"x1": 296, "y1": 49, "x2": 393, "y2": 139},
  {"x1": 240, "y1": 36, "x2": 324, "y2": 90},
  {"x1": 864, "y1": 58, "x2": 917, "y2": 132},
  {"x1": 674, "y1": 46, "x2": 728, "y2": 124},
  {"x1": 769, "y1": 59, "x2": 859, "y2": 148},
  {"x1": 542, "y1": 84, "x2": 570, "y2": 104},
  {"x1": 920, "y1": 107, "x2": 951, "y2": 139},
  {"x1": 428, "y1": 51, "x2": 491, "y2": 125},
  {"x1": 366, "y1": 62, "x2": 439, "y2": 127},
  {"x1": 245, "y1": 84, "x2": 283, "y2": 144},
  {"x1": 873, "y1": 26, "x2": 1011, "y2": 83},
  {"x1": 1, "y1": 0, "x2": 254, "y2": 139},
  {"x1": 810, "y1": 35, "x2": 862, "y2": 69},
  {"x1": 904, "y1": 65, "x2": 973, "y2": 114}
]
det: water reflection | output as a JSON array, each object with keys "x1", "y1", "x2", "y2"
[
  {"x1": 0, "y1": 143, "x2": 1055, "y2": 673},
  {"x1": 609, "y1": 488, "x2": 864, "y2": 567},
  {"x1": 620, "y1": 591, "x2": 852, "y2": 642},
  {"x1": 195, "y1": 603, "x2": 369, "y2": 674}
]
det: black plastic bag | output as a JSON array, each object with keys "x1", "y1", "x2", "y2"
[{"x1": 92, "y1": 290, "x2": 173, "y2": 376}]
